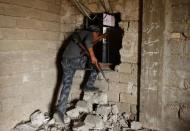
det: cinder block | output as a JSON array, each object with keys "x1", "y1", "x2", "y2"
[
  {"x1": 27, "y1": 8, "x2": 42, "y2": 20},
  {"x1": 17, "y1": 18, "x2": 60, "y2": 32},
  {"x1": 26, "y1": 30, "x2": 59, "y2": 40},
  {"x1": 108, "y1": 81, "x2": 128, "y2": 93},
  {"x1": 0, "y1": 3, "x2": 29, "y2": 17},
  {"x1": 120, "y1": 54, "x2": 138, "y2": 63},
  {"x1": 120, "y1": 33, "x2": 138, "y2": 63},
  {"x1": 0, "y1": 40, "x2": 20, "y2": 51},
  {"x1": 41, "y1": 21, "x2": 60, "y2": 32},
  {"x1": 0, "y1": 51, "x2": 23, "y2": 64},
  {"x1": 47, "y1": 3, "x2": 60, "y2": 14},
  {"x1": 8, "y1": 0, "x2": 34, "y2": 7},
  {"x1": 94, "y1": 80, "x2": 109, "y2": 91},
  {"x1": 104, "y1": 71, "x2": 120, "y2": 82},
  {"x1": 33, "y1": 0, "x2": 49, "y2": 10},
  {"x1": 0, "y1": 28, "x2": 26, "y2": 40},
  {"x1": 16, "y1": 18, "x2": 36, "y2": 29},
  {"x1": 0, "y1": 15, "x2": 16, "y2": 28},
  {"x1": 119, "y1": 93, "x2": 137, "y2": 104},
  {"x1": 40, "y1": 11, "x2": 59, "y2": 22},
  {"x1": 107, "y1": 90, "x2": 119, "y2": 102},
  {"x1": 0, "y1": 40, "x2": 55, "y2": 52},
  {"x1": 115, "y1": 63, "x2": 132, "y2": 74},
  {"x1": 116, "y1": 102, "x2": 131, "y2": 113},
  {"x1": 119, "y1": 73, "x2": 131, "y2": 83}
]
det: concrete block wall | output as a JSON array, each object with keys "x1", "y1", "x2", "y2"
[
  {"x1": 0, "y1": 0, "x2": 140, "y2": 130},
  {"x1": 162, "y1": 0, "x2": 190, "y2": 130},
  {"x1": 0, "y1": 0, "x2": 62, "y2": 130},
  {"x1": 60, "y1": 0, "x2": 140, "y2": 116},
  {"x1": 141, "y1": 0, "x2": 190, "y2": 130}
]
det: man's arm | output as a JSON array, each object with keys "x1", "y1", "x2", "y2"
[{"x1": 88, "y1": 47, "x2": 97, "y2": 65}]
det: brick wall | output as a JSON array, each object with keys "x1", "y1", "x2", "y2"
[
  {"x1": 0, "y1": 0, "x2": 140, "y2": 130},
  {"x1": 0, "y1": 0, "x2": 62, "y2": 130}
]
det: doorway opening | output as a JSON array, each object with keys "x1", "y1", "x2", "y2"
[{"x1": 84, "y1": 13, "x2": 123, "y2": 70}]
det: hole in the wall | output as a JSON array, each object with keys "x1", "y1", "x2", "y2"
[{"x1": 84, "y1": 13, "x2": 123, "y2": 70}]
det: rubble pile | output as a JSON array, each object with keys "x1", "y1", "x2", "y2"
[{"x1": 13, "y1": 91, "x2": 143, "y2": 131}]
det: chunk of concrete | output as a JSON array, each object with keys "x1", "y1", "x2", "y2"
[
  {"x1": 30, "y1": 110, "x2": 45, "y2": 128},
  {"x1": 83, "y1": 91, "x2": 108, "y2": 104},
  {"x1": 119, "y1": 118, "x2": 128, "y2": 127},
  {"x1": 122, "y1": 112, "x2": 130, "y2": 120},
  {"x1": 84, "y1": 114, "x2": 104, "y2": 129},
  {"x1": 76, "y1": 100, "x2": 92, "y2": 113},
  {"x1": 63, "y1": 115, "x2": 71, "y2": 124},
  {"x1": 50, "y1": 127, "x2": 57, "y2": 131},
  {"x1": 66, "y1": 108, "x2": 80, "y2": 118},
  {"x1": 131, "y1": 121, "x2": 142, "y2": 130},
  {"x1": 47, "y1": 118, "x2": 55, "y2": 125},
  {"x1": 96, "y1": 105, "x2": 112, "y2": 121},
  {"x1": 111, "y1": 104, "x2": 119, "y2": 115},
  {"x1": 108, "y1": 114, "x2": 118, "y2": 123}
]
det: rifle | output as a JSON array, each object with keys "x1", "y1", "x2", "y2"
[{"x1": 73, "y1": 32, "x2": 109, "y2": 83}]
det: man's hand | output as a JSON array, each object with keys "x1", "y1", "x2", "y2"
[
  {"x1": 93, "y1": 33, "x2": 108, "y2": 45},
  {"x1": 90, "y1": 55, "x2": 98, "y2": 65}
]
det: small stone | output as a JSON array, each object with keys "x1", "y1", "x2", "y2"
[
  {"x1": 76, "y1": 100, "x2": 92, "y2": 113},
  {"x1": 108, "y1": 114, "x2": 117, "y2": 123},
  {"x1": 122, "y1": 112, "x2": 130, "y2": 120},
  {"x1": 47, "y1": 118, "x2": 55, "y2": 125},
  {"x1": 50, "y1": 127, "x2": 57, "y2": 131},
  {"x1": 30, "y1": 110, "x2": 45, "y2": 128},
  {"x1": 96, "y1": 105, "x2": 112, "y2": 121},
  {"x1": 131, "y1": 121, "x2": 142, "y2": 130},
  {"x1": 66, "y1": 108, "x2": 80, "y2": 118},
  {"x1": 111, "y1": 104, "x2": 119, "y2": 114},
  {"x1": 119, "y1": 118, "x2": 128, "y2": 127},
  {"x1": 84, "y1": 114, "x2": 104, "y2": 129},
  {"x1": 64, "y1": 115, "x2": 71, "y2": 124}
]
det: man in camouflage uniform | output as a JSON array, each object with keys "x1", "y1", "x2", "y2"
[{"x1": 55, "y1": 25, "x2": 105, "y2": 122}]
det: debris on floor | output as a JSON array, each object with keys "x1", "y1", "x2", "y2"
[{"x1": 13, "y1": 91, "x2": 143, "y2": 131}]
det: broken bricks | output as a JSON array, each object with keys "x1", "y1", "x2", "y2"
[{"x1": 13, "y1": 91, "x2": 143, "y2": 131}]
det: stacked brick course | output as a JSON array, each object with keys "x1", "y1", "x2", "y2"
[{"x1": 0, "y1": 0, "x2": 61, "y2": 130}]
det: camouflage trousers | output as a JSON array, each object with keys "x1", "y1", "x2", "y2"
[{"x1": 57, "y1": 56, "x2": 98, "y2": 115}]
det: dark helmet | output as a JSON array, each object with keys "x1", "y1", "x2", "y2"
[{"x1": 87, "y1": 25, "x2": 101, "y2": 32}]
